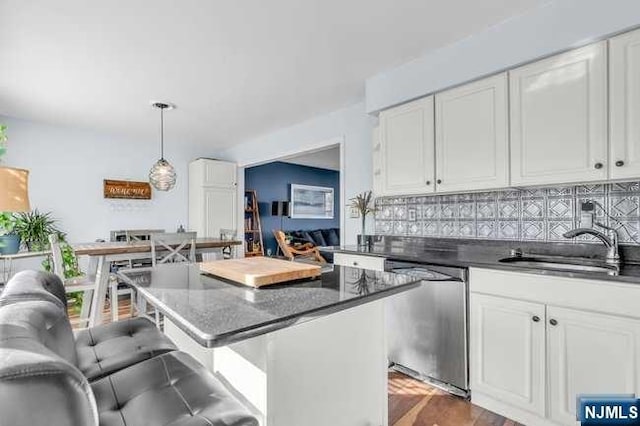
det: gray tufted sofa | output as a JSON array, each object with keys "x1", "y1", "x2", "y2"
[{"x1": 0, "y1": 270, "x2": 259, "y2": 426}]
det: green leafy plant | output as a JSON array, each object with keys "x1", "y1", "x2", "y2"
[
  {"x1": 42, "y1": 243, "x2": 82, "y2": 279},
  {"x1": 0, "y1": 124, "x2": 7, "y2": 161},
  {"x1": 349, "y1": 191, "x2": 377, "y2": 235},
  {"x1": 43, "y1": 244, "x2": 84, "y2": 315},
  {"x1": 0, "y1": 212, "x2": 16, "y2": 236},
  {"x1": 13, "y1": 209, "x2": 64, "y2": 251},
  {"x1": 37, "y1": 223, "x2": 83, "y2": 315}
]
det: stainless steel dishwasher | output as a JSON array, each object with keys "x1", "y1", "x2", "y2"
[{"x1": 386, "y1": 260, "x2": 469, "y2": 398}]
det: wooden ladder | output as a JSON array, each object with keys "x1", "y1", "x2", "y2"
[{"x1": 244, "y1": 190, "x2": 265, "y2": 257}]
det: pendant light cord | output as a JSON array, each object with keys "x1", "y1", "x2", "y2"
[{"x1": 160, "y1": 106, "x2": 165, "y2": 160}]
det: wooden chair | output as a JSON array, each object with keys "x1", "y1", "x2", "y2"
[
  {"x1": 144, "y1": 232, "x2": 196, "y2": 328},
  {"x1": 150, "y1": 232, "x2": 197, "y2": 266},
  {"x1": 273, "y1": 230, "x2": 327, "y2": 263},
  {"x1": 110, "y1": 229, "x2": 166, "y2": 323},
  {"x1": 48, "y1": 234, "x2": 98, "y2": 327},
  {"x1": 125, "y1": 230, "x2": 156, "y2": 268}
]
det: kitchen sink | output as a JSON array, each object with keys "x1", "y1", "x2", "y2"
[{"x1": 499, "y1": 256, "x2": 619, "y2": 275}]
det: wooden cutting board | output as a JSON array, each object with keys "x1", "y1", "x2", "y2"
[{"x1": 200, "y1": 257, "x2": 322, "y2": 288}]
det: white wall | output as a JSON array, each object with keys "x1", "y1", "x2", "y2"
[
  {"x1": 366, "y1": 0, "x2": 640, "y2": 113},
  {"x1": 219, "y1": 102, "x2": 376, "y2": 245},
  {"x1": 1, "y1": 115, "x2": 204, "y2": 243}
]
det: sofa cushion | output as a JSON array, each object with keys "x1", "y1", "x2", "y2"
[
  {"x1": 92, "y1": 351, "x2": 259, "y2": 426},
  {"x1": 309, "y1": 229, "x2": 327, "y2": 246},
  {"x1": 322, "y1": 228, "x2": 340, "y2": 246},
  {"x1": 298, "y1": 230, "x2": 315, "y2": 244},
  {"x1": 285, "y1": 228, "x2": 340, "y2": 247},
  {"x1": 75, "y1": 317, "x2": 177, "y2": 381}
]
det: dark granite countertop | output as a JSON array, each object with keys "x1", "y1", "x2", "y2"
[
  {"x1": 120, "y1": 263, "x2": 420, "y2": 348},
  {"x1": 321, "y1": 237, "x2": 640, "y2": 284}
]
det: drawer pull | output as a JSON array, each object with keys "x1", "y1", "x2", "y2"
[{"x1": 353, "y1": 262, "x2": 359, "y2": 266}]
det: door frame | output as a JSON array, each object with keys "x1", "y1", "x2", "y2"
[{"x1": 236, "y1": 136, "x2": 346, "y2": 256}]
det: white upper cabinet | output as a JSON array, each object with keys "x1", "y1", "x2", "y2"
[
  {"x1": 547, "y1": 306, "x2": 640, "y2": 425},
  {"x1": 610, "y1": 28, "x2": 640, "y2": 180},
  {"x1": 435, "y1": 73, "x2": 509, "y2": 192},
  {"x1": 379, "y1": 96, "x2": 435, "y2": 195},
  {"x1": 509, "y1": 41, "x2": 608, "y2": 186},
  {"x1": 190, "y1": 158, "x2": 237, "y2": 188}
]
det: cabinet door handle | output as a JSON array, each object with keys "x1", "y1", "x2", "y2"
[
  {"x1": 437, "y1": 179, "x2": 442, "y2": 184},
  {"x1": 594, "y1": 162, "x2": 603, "y2": 169},
  {"x1": 549, "y1": 318, "x2": 558, "y2": 326},
  {"x1": 532, "y1": 315, "x2": 540, "y2": 322},
  {"x1": 426, "y1": 180, "x2": 431, "y2": 185},
  {"x1": 616, "y1": 160, "x2": 625, "y2": 167}
]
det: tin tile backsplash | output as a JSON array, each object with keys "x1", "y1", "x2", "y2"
[{"x1": 374, "y1": 182, "x2": 640, "y2": 244}]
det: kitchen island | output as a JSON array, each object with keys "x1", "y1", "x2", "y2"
[{"x1": 121, "y1": 263, "x2": 420, "y2": 426}]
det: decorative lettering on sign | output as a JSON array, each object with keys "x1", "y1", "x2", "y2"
[{"x1": 103, "y1": 180, "x2": 152, "y2": 200}]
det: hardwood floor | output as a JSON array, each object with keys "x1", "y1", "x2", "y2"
[
  {"x1": 388, "y1": 371, "x2": 522, "y2": 426},
  {"x1": 68, "y1": 294, "x2": 135, "y2": 327},
  {"x1": 73, "y1": 298, "x2": 519, "y2": 426}
]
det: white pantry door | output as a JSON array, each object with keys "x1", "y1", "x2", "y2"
[{"x1": 203, "y1": 187, "x2": 237, "y2": 238}]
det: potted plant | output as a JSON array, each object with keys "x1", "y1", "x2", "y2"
[
  {"x1": 13, "y1": 209, "x2": 63, "y2": 251},
  {"x1": 0, "y1": 212, "x2": 20, "y2": 254},
  {"x1": 349, "y1": 191, "x2": 377, "y2": 248}
]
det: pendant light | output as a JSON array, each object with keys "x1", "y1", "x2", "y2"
[{"x1": 149, "y1": 102, "x2": 177, "y2": 191}]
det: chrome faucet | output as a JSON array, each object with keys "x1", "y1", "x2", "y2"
[{"x1": 563, "y1": 223, "x2": 620, "y2": 265}]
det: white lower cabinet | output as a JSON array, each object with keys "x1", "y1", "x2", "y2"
[
  {"x1": 470, "y1": 294, "x2": 546, "y2": 416},
  {"x1": 547, "y1": 306, "x2": 640, "y2": 425},
  {"x1": 470, "y1": 268, "x2": 640, "y2": 426},
  {"x1": 332, "y1": 252, "x2": 386, "y2": 271}
]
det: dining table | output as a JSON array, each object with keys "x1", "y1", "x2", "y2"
[{"x1": 71, "y1": 238, "x2": 242, "y2": 326}]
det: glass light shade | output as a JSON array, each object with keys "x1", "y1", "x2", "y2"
[
  {"x1": 149, "y1": 159, "x2": 176, "y2": 191},
  {"x1": 0, "y1": 166, "x2": 30, "y2": 212}
]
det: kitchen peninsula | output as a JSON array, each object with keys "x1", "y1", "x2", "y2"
[{"x1": 121, "y1": 263, "x2": 420, "y2": 426}]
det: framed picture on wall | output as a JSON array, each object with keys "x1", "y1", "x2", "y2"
[{"x1": 290, "y1": 184, "x2": 334, "y2": 219}]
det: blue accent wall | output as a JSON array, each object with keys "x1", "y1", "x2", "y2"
[{"x1": 245, "y1": 161, "x2": 340, "y2": 254}]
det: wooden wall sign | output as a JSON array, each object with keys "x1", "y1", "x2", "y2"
[{"x1": 103, "y1": 179, "x2": 152, "y2": 200}]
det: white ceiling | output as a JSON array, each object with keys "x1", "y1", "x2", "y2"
[
  {"x1": 0, "y1": 0, "x2": 543, "y2": 150},
  {"x1": 281, "y1": 146, "x2": 340, "y2": 171}
]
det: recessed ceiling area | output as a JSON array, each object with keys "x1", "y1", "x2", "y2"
[
  {"x1": 0, "y1": 0, "x2": 544, "y2": 150},
  {"x1": 281, "y1": 146, "x2": 340, "y2": 171}
]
